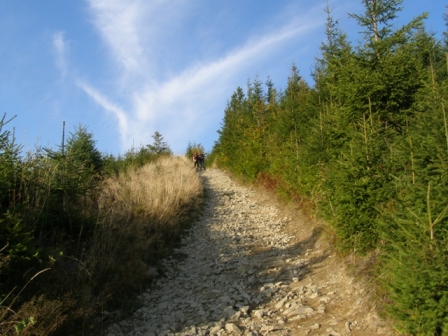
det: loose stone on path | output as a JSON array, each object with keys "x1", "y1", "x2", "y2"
[{"x1": 107, "y1": 169, "x2": 392, "y2": 336}]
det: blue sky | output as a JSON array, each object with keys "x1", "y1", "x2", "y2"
[{"x1": 0, "y1": 1, "x2": 446, "y2": 156}]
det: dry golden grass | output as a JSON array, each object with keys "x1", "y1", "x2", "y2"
[
  {"x1": 99, "y1": 155, "x2": 202, "y2": 227},
  {"x1": 84, "y1": 156, "x2": 203, "y2": 299}
]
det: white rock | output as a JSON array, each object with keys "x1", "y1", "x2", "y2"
[
  {"x1": 289, "y1": 314, "x2": 306, "y2": 321},
  {"x1": 209, "y1": 325, "x2": 223, "y2": 335},
  {"x1": 308, "y1": 292, "x2": 319, "y2": 299},
  {"x1": 252, "y1": 309, "x2": 265, "y2": 319},
  {"x1": 225, "y1": 323, "x2": 242, "y2": 334},
  {"x1": 275, "y1": 297, "x2": 289, "y2": 309},
  {"x1": 239, "y1": 306, "x2": 250, "y2": 315},
  {"x1": 319, "y1": 296, "x2": 331, "y2": 303},
  {"x1": 283, "y1": 306, "x2": 314, "y2": 317}
]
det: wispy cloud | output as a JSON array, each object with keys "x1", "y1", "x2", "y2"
[
  {"x1": 86, "y1": 0, "x2": 193, "y2": 87},
  {"x1": 76, "y1": 80, "x2": 129, "y2": 147},
  {"x1": 81, "y1": 0, "x2": 325, "y2": 153},
  {"x1": 129, "y1": 18, "x2": 320, "y2": 151},
  {"x1": 52, "y1": 31, "x2": 69, "y2": 80},
  {"x1": 87, "y1": 0, "x2": 144, "y2": 76}
]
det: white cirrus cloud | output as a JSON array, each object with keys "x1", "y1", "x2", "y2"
[
  {"x1": 87, "y1": 0, "x2": 145, "y2": 75},
  {"x1": 76, "y1": 80, "x2": 129, "y2": 147},
  {"x1": 80, "y1": 0, "x2": 326, "y2": 153},
  {"x1": 52, "y1": 31, "x2": 69, "y2": 80}
]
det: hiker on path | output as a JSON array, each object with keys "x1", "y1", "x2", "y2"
[
  {"x1": 198, "y1": 153, "x2": 205, "y2": 171},
  {"x1": 192, "y1": 152, "x2": 199, "y2": 169}
]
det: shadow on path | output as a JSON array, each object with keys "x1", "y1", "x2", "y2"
[{"x1": 114, "y1": 169, "x2": 333, "y2": 336}]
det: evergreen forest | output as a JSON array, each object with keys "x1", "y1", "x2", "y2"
[{"x1": 211, "y1": 1, "x2": 448, "y2": 334}]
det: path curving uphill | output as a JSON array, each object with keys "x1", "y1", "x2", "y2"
[{"x1": 108, "y1": 169, "x2": 392, "y2": 336}]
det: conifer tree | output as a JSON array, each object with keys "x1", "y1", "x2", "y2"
[
  {"x1": 314, "y1": 4, "x2": 352, "y2": 104},
  {"x1": 444, "y1": 6, "x2": 448, "y2": 47},
  {"x1": 348, "y1": 0, "x2": 427, "y2": 129},
  {"x1": 215, "y1": 87, "x2": 247, "y2": 173},
  {"x1": 311, "y1": 4, "x2": 353, "y2": 167},
  {"x1": 241, "y1": 78, "x2": 268, "y2": 180},
  {"x1": 66, "y1": 124, "x2": 103, "y2": 175},
  {"x1": 349, "y1": 0, "x2": 403, "y2": 45},
  {"x1": 268, "y1": 66, "x2": 314, "y2": 196},
  {"x1": 146, "y1": 131, "x2": 172, "y2": 156}
]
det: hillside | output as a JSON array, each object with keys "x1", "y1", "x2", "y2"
[{"x1": 107, "y1": 169, "x2": 393, "y2": 336}]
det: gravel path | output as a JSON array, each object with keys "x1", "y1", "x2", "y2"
[{"x1": 107, "y1": 169, "x2": 392, "y2": 336}]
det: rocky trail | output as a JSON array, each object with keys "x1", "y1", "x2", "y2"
[{"x1": 107, "y1": 169, "x2": 393, "y2": 336}]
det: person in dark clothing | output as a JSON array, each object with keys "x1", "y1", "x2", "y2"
[
  {"x1": 198, "y1": 153, "x2": 205, "y2": 170},
  {"x1": 192, "y1": 152, "x2": 199, "y2": 169}
]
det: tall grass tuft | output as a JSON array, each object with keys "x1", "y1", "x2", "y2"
[
  {"x1": 100, "y1": 156, "x2": 202, "y2": 228},
  {"x1": 83, "y1": 156, "x2": 203, "y2": 304}
]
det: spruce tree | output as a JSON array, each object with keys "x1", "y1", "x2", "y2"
[
  {"x1": 146, "y1": 131, "x2": 172, "y2": 156},
  {"x1": 241, "y1": 78, "x2": 268, "y2": 180},
  {"x1": 215, "y1": 87, "x2": 247, "y2": 173},
  {"x1": 268, "y1": 66, "x2": 314, "y2": 197},
  {"x1": 66, "y1": 124, "x2": 103, "y2": 175}
]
